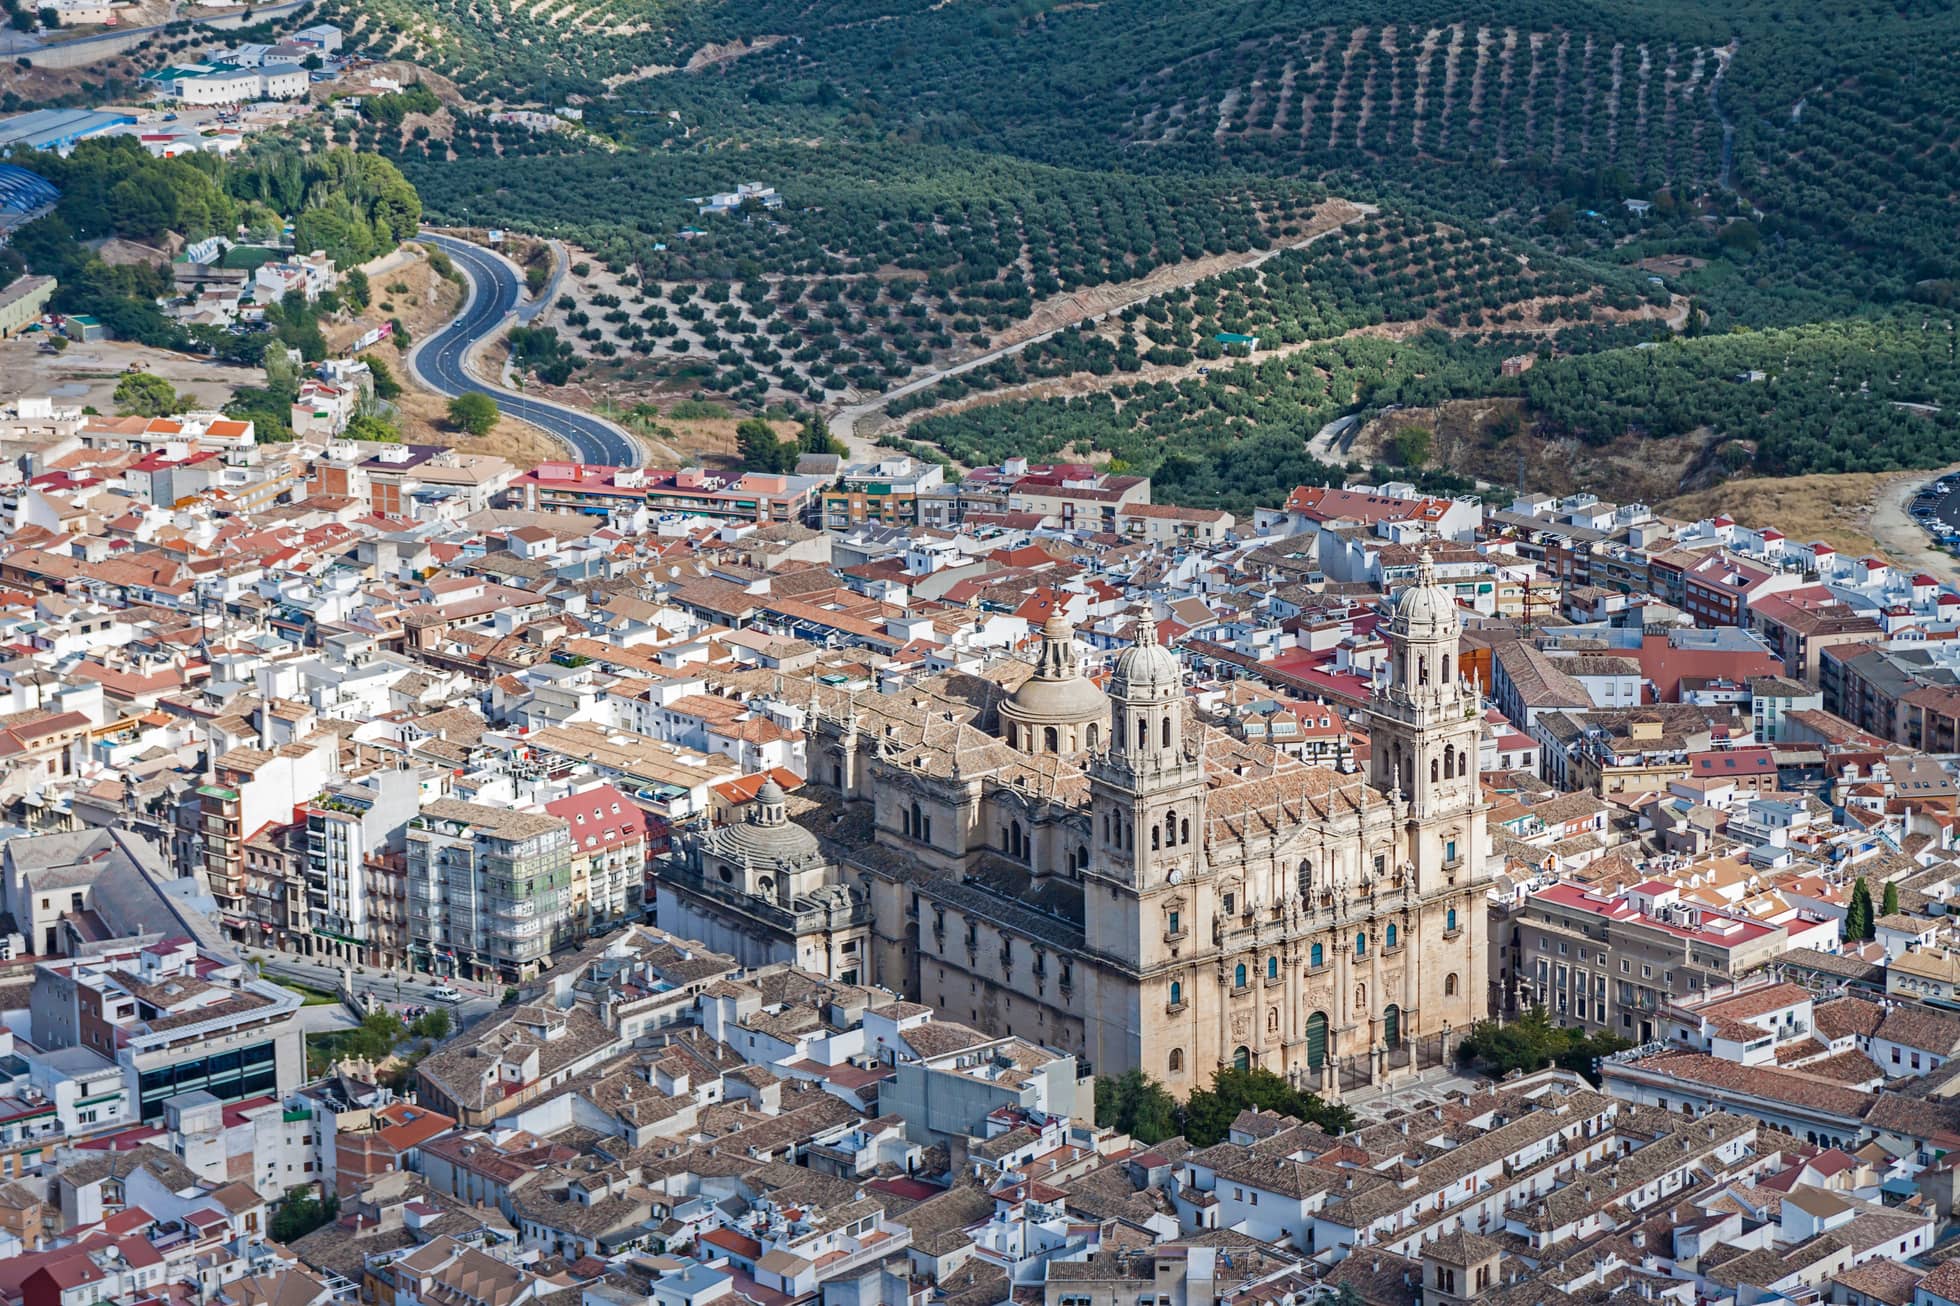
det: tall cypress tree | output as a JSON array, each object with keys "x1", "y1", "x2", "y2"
[{"x1": 1846, "y1": 877, "x2": 1876, "y2": 942}]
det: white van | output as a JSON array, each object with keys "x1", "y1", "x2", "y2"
[{"x1": 430, "y1": 984, "x2": 462, "y2": 1003}]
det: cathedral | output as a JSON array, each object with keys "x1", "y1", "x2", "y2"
[{"x1": 661, "y1": 551, "x2": 1490, "y2": 1098}]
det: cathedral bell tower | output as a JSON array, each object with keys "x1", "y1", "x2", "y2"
[
  {"x1": 1088, "y1": 613, "x2": 1206, "y2": 895},
  {"x1": 1368, "y1": 548, "x2": 1481, "y2": 852}
]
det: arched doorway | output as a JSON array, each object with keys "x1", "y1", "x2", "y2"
[
  {"x1": 1383, "y1": 1004, "x2": 1401, "y2": 1049},
  {"x1": 1231, "y1": 1045, "x2": 1251, "y2": 1072},
  {"x1": 1306, "y1": 1012, "x2": 1328, "y2": 1070}
]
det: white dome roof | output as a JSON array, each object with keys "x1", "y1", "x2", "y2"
[
  {"x1": 1394, "y1": 549, "x2": 1461, "y2": 637},
  {"x1": 1003, "y1": 612, "x2": 1108, "y2": 726},
  {"x1": 1110, "y1": 613, "x2": 1181, "y2": 695}
]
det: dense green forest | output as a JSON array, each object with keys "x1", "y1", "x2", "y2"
[
  {"x1": 288, "y1": 0, "x2": 1960, "y2": 497},
  {"x1": 9, "y1": 139, "x2": 420, "y2": 351}
]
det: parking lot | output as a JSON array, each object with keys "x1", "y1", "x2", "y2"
[{"x1": 1908, "y1": 477, "x2": 1960, "y2": 551}]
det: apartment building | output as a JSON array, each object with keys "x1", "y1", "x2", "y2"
[
  {"x1": 407, "y1": 799, "x2": 572, "y2": 983},
  {"x1": 199, "y1": 736, "x2": 335, "y2": 942},
  {"x1": 302, "y1": 770, "x2": 425, "y2": 967},
  {"x1": 1498, "y1": 878, "x2": 1829, "y2": 1042},
  {"x1": 29, "y1": 939, "x2": 304, "y2": 1122},
  {"x1": 821, "y1": 458, "x2": 944, "y2": 531},
  {"x1": 541, "y1": 783, "x2": 647, "y2": 930}
]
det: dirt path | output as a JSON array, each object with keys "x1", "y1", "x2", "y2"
[{"x1": 828, "y1": 199, "x2": 1375, "y2": 457}]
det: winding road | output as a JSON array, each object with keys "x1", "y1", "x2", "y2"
[{"x1": 409, "y1": 231, "x2": 643, "y2": 466}]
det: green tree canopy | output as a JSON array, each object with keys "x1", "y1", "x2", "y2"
[
  {"x1": 1389, "y1": 424, "x2": 1434, "y2": 467},
  {"x1": 1456, "y1": 1007, "x2": 1632, "y2": 1083},
  {"x1": 114, "y1": 371, "x2": 188, "y2": 417},
  {"x1": 269, "y1": 1191, "x2": 338, "y2": 1243},
  {"x1": 1094, "y1": 1069, "x2": 1179, "y2": 1144},
  {"x1": 736, "y1": 417, "x2": 798, "y2": 472},
  {"x1": 1183, "y1": 1065, "x2": 1352, "y2": 1144},
  {"x1": 448, "y1": 391, "x2": 499, "y2": 435}
]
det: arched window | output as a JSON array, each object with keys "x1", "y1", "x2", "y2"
[
  {"x1": 1447, "y1": 907, "x2": 1458, "y2": 931},
  {"x1": 910, "y1": 802, "x2": 923, "y2": 839},
  {"x1": 1234, "y1": 963, "x2": 1248, "y2": 989},
  {"x1": 1181, "y1": 816, "x2": 1191, "y2": 845},
  {"x1": 1385, "y1": 923, "x2": 1398, "y2": 949},
  {"x1": 1232, "y1": 1045, "x2": 1251, "y2": 1072},
  {"x1": 1431, "y1": 757, "x2": 1440, "y2": 783},
  {"x1": 1168, "y1": 1048, "x2": 1183, "y2": 1073},
  {"x1": 1445, "y1": 972, "x2": 1459, "y2": 997},
  {"x1": 1076, "y1": 845, "x2": 1088, "y2": 873},
  {"x1": 1445, "y1": 744, "x2": 1456, "y2": 779},
  {"x1": 1418, "y1": 656, "x2": 1430, "y2": 685},
  {"x1": 1006, "y1": 723, "x2": 1017, "y2": 749},
  {"x1": 1169, "y1": 980, "x2": 1183, "y2": 1007},
  {"x1": 1102, "y1": 812, "x2": 1110, "y2": 841},
  {"x1": 1086, "y1": 723, "x2": 1099, "y2": 752},
  {"x1": 1152, "y1": 827, "x2": 1161, "y2": 851},
  {"x1": 1298, "y1": 861, "x2": 1313, "y2": 900},
  {"x1": 1443, "y1": 654, "x2": 1453, "y2": 683},
  {"x1": 1044, "y1": 726, "x2": 1059, "y2": 753},
  {"x1": 1266, "y1": 956, "x2": 1279, "y2": 981},
  {"x1": 1355, "y1": 931, "x2": 1367, "y2": 957},
  {"x1": 1310, "y1": 942, "x2": 1324, "y2": 968},
  {"x1": 922, "y1": 815, "x2": 932, "y2": 843},
  {"x1": 1164, "y1": 813, "x2": 1177, "y2": 847},
  {"x1": 1383, "y1": 1004, "x2": 1401, "y2": 1048},
  {"x1": 1305, "y1": 1012, "x2": 1329, "y2": 1070},
  {"x1": 1162, "y1": 715, "x2": 1172, "y2": 749},
  {"x1": 1136, "y1": 718, "x2": 1147, "y2": 750}
]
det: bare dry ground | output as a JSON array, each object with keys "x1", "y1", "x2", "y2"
[
  {"x1": 1346, "y1": 399, "x2": 1729, "y2": 504},
  {"x1": 1665, "y1": 468, "x2": 1960, "y2": 582},
  {"x1": 0, "y1": 336, "x2": 262, "y2": 413},
  {"x1": 326, "y1": 243, "x2": 465, "y2": 356},
  {"x1": 391, "y1": 387, "x2": 570, "y2": 465}
]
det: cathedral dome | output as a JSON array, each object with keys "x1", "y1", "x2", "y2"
[
  {"x1": 703, "y1": 782, "x2": 821, "y2": 866},
  {"x1": 1109, "y1": 612, "x2": 1181, "y2": 697},
  {"x1": 1002, "y1": 612, "x2": 1108, "y2": 732},
  {"x1": 1006, "y1": 674, "x2": 1110, "y2": 723},
  {"x1": 1393, "y1": 549, "x2": 1461, "y2": 638}
]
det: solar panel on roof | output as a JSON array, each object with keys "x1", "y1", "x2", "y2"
[{"x1": 0, "y1": 163, "x2": 58, "y2": 215}]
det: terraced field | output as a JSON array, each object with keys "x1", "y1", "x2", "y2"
[
  {"x1": 313, "y1": 0, "x2": 714, "y2": 99},
  {"x1": 1127, "y1": 24, "x2": 1725, "y2": 184},
  {"x1": 883, "y1": 211, "x2": 1672, "y2": 424}
]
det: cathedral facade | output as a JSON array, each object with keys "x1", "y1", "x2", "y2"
[{"x1": 667, "y1": 553, "x2": 1491, "y2": 1097}]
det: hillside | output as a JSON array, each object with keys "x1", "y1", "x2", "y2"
[{"x1": 310, "y1": 0, "x2": 1960, "y2": 506}]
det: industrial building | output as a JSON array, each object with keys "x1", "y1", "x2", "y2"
[{"x1": 0, "y1": 108, "x2": 137, "y2": 155}]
